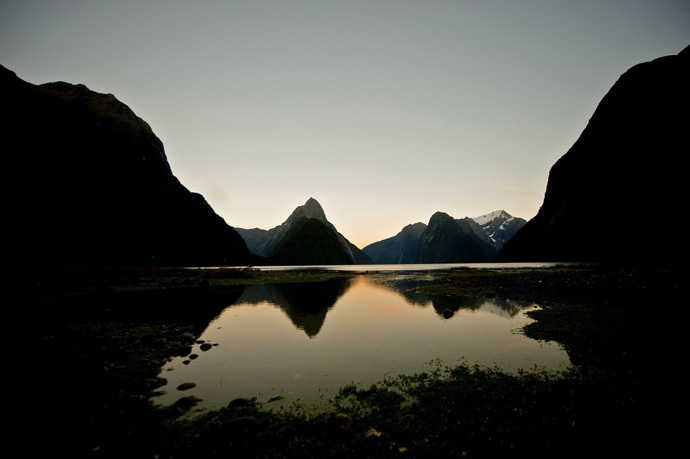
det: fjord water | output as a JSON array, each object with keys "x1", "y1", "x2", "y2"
[{"x1": 152, "y1": 270, "x2": 571, "y2": 411}]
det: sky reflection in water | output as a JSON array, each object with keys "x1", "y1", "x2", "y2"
[{"x1": 152, "y1": 275, "x2": 571, "y2": 411}]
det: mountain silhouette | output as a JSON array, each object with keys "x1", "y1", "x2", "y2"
[
  {"x1": 362, "y1": 223, "x2": 427, "y2": 264},
  {"x1": 363, "y1": 210, "x2": 524, "y2": 263},
  {"x1": 3, "y1": 64, "x2": 253, "y2": 267},
  {"x1": 417, "y1": 212, "x2": 496, "y2": 263},
  {"x1": 235, "y1": 198, "x2": 371, "y2": 265},
  {"x1": 497, "y1": 46, "x2": 689, "y2": 263},
  {"x1": 12, "y1": 40, "x2": 682, "y2": 268}
]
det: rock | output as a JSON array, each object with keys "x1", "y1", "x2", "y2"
[
  {"x1": 442, "y1": 309, "x2": 454, "y2": 319},
  {"x1": 228, "y1": 398, "x2": 252, "y2": 408},
  {"x1": 177, "y1": 382, "x2": 196, "y2": 391},
  {"x1": 177, "y1": 346, "x2": 192, "y2": 356},
  {"x1": 172, "y1": 395, "x2": 203, "y2": 411}
]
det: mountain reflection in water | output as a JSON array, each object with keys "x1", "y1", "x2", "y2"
[
  {"x1": 233, "y1": 277, "x2": 353, "y2": 337},
  {"x1": 152, "y1": 275, "x2": 571, "y2": 411}
]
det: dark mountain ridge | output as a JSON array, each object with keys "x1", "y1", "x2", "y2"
[
  {"x1": 362, "y1": 223, "x2": 427, "y2": 264},
  {"x1": 3, "y1": 64, "x2": 253, "y2": 267},
  {"x1": 235, "y1": 198, "x2": 372, "y2": 265},
  {"x1": 363, "y1": 210, "x2": 525, "y2": 264},
  {"x1": 416, "y1": 212, "x2": 497, "y2": 263},
  {"x1": 497, "y1": 46, "x2": 689, "y2": 263},
  {"x1": 12, "y1": 43, "x2": 683, "y2": 267}
]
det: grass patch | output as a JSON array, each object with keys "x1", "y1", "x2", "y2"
[{"x1": 158, "y1": 361, "x2": 643, "y2": 458}]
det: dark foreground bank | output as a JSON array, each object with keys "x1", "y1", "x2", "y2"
[{"x1": 21, "y1": 264, "x2": 682, "y2": 458}]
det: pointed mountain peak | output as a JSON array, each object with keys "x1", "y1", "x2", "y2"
[
  {"x1": 429, "y1": 211, "x2": 453, "y2": 223},
  {"x1": 300, "y1": 197, "x2": 327, "y2": 220}
]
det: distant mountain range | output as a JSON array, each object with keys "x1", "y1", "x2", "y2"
[
  {"x1": 362, "y1": 210, "x2": 525, "y2": 264},
  {"x1": 235, "y1": 198, "x2": 372, "y2": 265},
  {"x1": 236, "y1": 200, "x2": 526, "y2": 265},
  {"x1": 7, "y1": 45, "x2": 686, "y2": 267}
]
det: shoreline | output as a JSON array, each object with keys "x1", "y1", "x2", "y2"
[{"x1": 26, "y1": 264, "x2": 680, "y2": 458}]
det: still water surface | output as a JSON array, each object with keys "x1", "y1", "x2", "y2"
[
  {"x1": 152, "y1": 271, "x2": 571, "y2": 411},
  {"x1": 236, "y1": 262, "x2": 573, "y2": 271}
]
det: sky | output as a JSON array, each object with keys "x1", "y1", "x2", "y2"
[{"x1": 2, "y1": 1, "x2": 688, "y2": 249}]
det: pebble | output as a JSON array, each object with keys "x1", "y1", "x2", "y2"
[{"x1": 177, "y1": 382, "x2": 196, "y2": 391}]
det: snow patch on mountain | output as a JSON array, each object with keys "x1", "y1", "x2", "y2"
[{"x1": 472, "y1": 210, "x2": 509, "y2": 226}]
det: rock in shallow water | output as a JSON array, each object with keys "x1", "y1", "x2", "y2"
[
  {"x1": 172, "y1": 395, "x2": 203, "y2": 411},
  {"x1": 228, "y1": 398, "x2": 252, "y2": 408}
]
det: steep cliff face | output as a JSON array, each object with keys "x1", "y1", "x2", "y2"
[
  {"x1": 4, "y1": 65, "x2": 252, "y2": 267},
  {"x1": 498, "y1": 47, "x2": 690, "y2": 263}
]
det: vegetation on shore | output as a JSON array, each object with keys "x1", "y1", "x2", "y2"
[{"x1": 24, "y1": 264, "x2": 680, "y2": 458}]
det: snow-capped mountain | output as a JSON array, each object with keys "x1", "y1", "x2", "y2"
[
  {"x1": 471, "y1": 210, "x2": 527, "y2": 252},
  {"x1": 363, "y1": 210, "x2": 526, "y2": 264}
]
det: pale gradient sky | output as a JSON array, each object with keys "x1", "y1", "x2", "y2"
[{"x1": 2, "y1": 1, "x2": 688, "y2": 249}]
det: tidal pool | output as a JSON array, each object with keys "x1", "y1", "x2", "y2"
[{"x1": 151, "y1": 274, "x2": 571, "y2": 411}]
